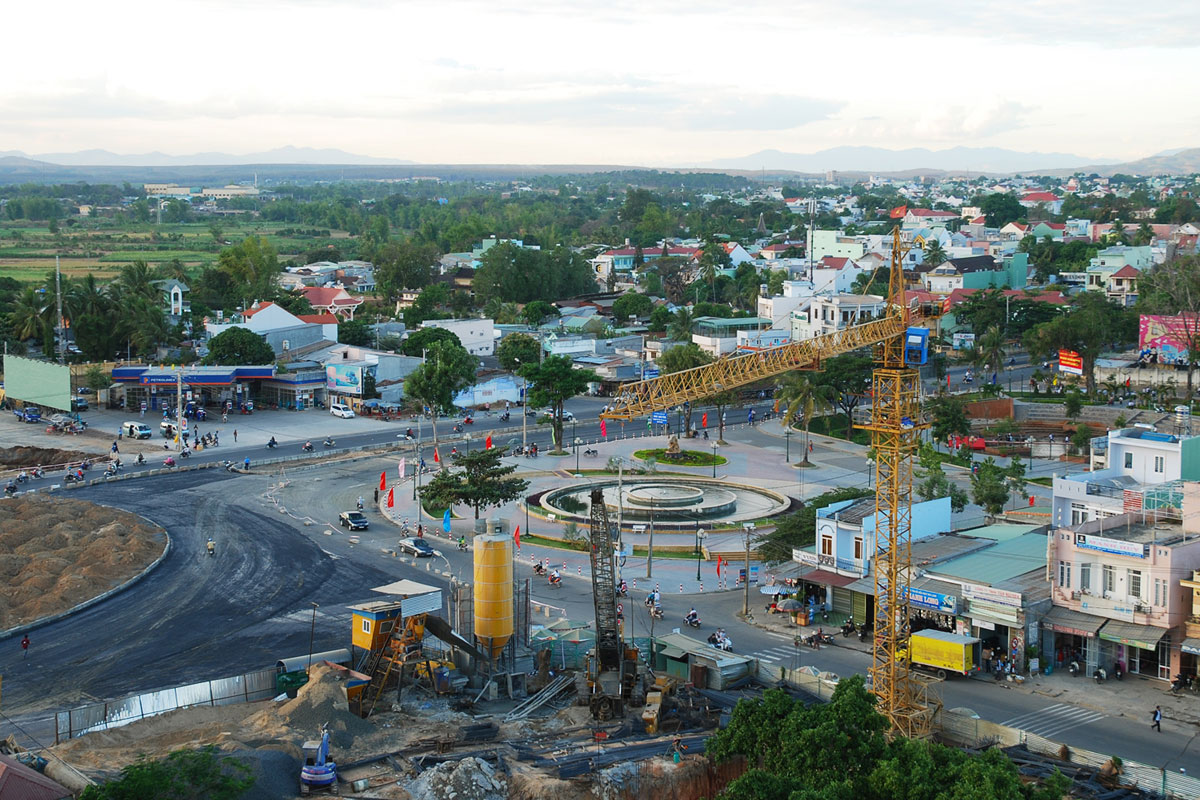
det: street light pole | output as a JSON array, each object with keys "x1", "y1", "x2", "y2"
[
  {"x1": 742, "y1": 523, "x2": 755, "y2": 616},
  {"x1": 695, "y1": 528, "x2": 706, "y2": 581},
  {"x1": 785, "y1": 429, "x2": 791, "y2": 463},
  {"x1": 574, "y1": 437, "x2": 582, "y2": 473},
  {"x1": 306, "y1": 601, "x2": 320, "y2": 673},
  {"x1": 711, "y1": 441, "x2": 719, "y2": 478}
]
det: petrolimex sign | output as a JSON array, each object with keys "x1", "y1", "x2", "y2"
[{"x1": 1078, "y1": 534, "x2": 1146, "y2": 558}]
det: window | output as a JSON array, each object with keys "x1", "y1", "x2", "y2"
[
  {"x1": 1103, "y1": 565, "x2": 1115, "y2": 594},
  {"x1": 1124, "y1": 452, "x2": 1133, "y2": 469},
  {"x1": 361, "y1": 619, "x2": 371, "y2": 633},
  {"x1": 1058, "y1": 560, "x2": 1072, "y2": 589},
  {"x1": 821, "y1": 537, "x2": 833, "y2": 556},
  {"x1": 1154, "y1": 456, "x2": 1165, "y2": 473},
  {"x1": 1154, "y1": 578, "x2": 1168, "y2": 607},
  {"x1": 854, "y1": 538, "x2": 863, "y2": 560},
  {"x1": 1128, "y1": 569, "x2": 1143, "y2": 601},
  {"x1": 1080, "y1": 562, "x2": 1091, "y2": 592}
]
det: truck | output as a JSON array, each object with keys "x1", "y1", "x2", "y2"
[
  {"x1": 12, "y1": 406, "x2": 41, "y2": 423},
  {"x1": 900, "y1": 630, "x2": 981, "y2": 679}
]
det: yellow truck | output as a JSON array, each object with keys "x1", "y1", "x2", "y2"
[{"x1": 900, "y1": 630, "x2": 982, "y2": 679}]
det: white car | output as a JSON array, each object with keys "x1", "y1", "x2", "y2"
[{"x1": 330, "y1": 403, "x2": 355, "y2": 419}]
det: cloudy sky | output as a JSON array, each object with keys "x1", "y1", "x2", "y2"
[{"x1": 2, "y1": 0, "x2": 1195, "y2": 165}]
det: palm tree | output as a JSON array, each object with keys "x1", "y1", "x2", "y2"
[
  {"x1": 118, "y1": 260, "x2": 157, "y2": 302},
  {"x1": 975, "y1": 325, "x2": 1007, "y2": 386},
  {"x1": 924, "y1": 239, "x2": 948, "y2": 267},
  {"x1": 698, "y1": 261, "x2": 717, "y2": 303},
  {"x1": 9, "y1": 287, "x2": 53, "y2": 342},
  {"x1": 776, "y1": 372, "x2": 830, "y2": 464},
  {"x1": 668, "y1": 307, "x2": 695, "y2": 342}
]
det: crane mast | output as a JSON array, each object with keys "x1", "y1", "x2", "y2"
[{"x1": 601, "y1": 227, "x2": 932, "y2": 736}]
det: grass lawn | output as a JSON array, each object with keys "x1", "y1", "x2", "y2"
[
  {"x1": 632, "y1": 448, "x2": 727, "y2": 467},
  {"x1": 805, "y1": 414, "x2": 871, "y2": 446}
]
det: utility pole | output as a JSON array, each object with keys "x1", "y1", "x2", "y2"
[
  {"x1": 742, "y1": 523, "x2": 755, "y2": 616},
  {"x1": 176, "y1": 369, "x2": 184, "y2": 452},
  {"x1": 646, "y1": 498, "x2": 655, "y2": 579},
  {"x1": 55, "y1": 256, "x2": 64, "y2": 364}
]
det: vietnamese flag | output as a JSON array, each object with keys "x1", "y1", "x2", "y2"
[
  {"x1": 379, "y1": 471, "x2": 386, "y2": 491},
  {"x1": 386, "y1": 487, "x2": 394, "y2": 508},
  {"x1": 702, "y1": 412, "x2": 708, "y2": 428},
  {"x1": 600, "y1": 419, "x2": 607, "y2": 437},
  {"x1": 433, "y1": 448, "x2": 440, "y2": 464},
  {"x1": 513, "y1": 524, "x2": 521, "y2": 548},
  {"x1": 486, "y1": 434, "x2": 493, "y2": 449},
  {"x1": 716, "y1": 555, "x2": 722, "y2": 577}
]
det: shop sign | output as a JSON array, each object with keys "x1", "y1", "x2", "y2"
[
  {"x1": 793, "y1": 549, "x2": 818, "y2": 566},
  {"x1": 962, "y1": 583, "x2": 1021, "y2": 607},
  {"x1": 904, "y1": 586, "x2": 957, "y2": 614},
  {"x1": 1078, "y1": 535, "x2": 1146, "y2": 558},
  {"x1": 968, "y1": 599, "x2": 1019, "y2": 626},
  {"x1": 974, "y1": 619, "x2": 996, "y2": 631}
]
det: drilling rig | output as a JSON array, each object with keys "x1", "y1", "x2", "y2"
[
  {"x1": 602, "y1": 228, "x2": 936, "y2": 737},
  {"x1": 581, "y1": 487, "x2": 641, "y2": 719}
]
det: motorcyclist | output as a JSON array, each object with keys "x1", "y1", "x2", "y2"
[
  {"x1": 302, "y1": 440, "x2": 313, "y2": 452},
  {"x1": 4, "y1": 480, "x2": 15, "y2": 496},
  {"x1": 267, "y1": 436, "x2": 278, "y2": 449},
  {"x1": 549, "y1": 569, "x2": 561, "y2": 585},
  {"x1": 685, "y1": 608, "x2": 699, "y2": 625},
  {"x1": 457, "y1": 536, "x2": 466, "y2": 551},
  {"x1": 618, "y1": 579, "x2": 628, "y2": 596},
  {"x1": 206, "y1": 538, "x2": 215, "y2": 557},
  {"x1": 357, "y1": 496, "x2": 365, "y2": 510},
  {"x1": 324, "y1": 436, "x2": 335, "y2": 447}
]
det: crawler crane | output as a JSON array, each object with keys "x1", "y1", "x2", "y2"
[{"x1": 602, "y1": 228, "x2": 936, "y2": 737}]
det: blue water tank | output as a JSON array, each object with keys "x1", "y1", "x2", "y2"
[{"x1": 904, "y1": 327, "x2": 930, "y2": 366}]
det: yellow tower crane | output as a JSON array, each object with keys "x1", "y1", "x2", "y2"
[{"x1": 602, "y1": 228, "x2": 935, "y2": 737}]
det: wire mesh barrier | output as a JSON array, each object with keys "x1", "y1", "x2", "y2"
[{"x1": 54, "y1": 667, "x2": 277, "y2": 743}]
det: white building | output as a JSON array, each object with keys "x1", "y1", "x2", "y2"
[
  {"x1": 811, "y1": 230, "x2": 867, "y2": 261},
  {"x1": 757, "y1": 281, "x2": 814, "y2": 330},
  {"x1": 420, "y1": 317, "x2": 496, "y2": 356}
]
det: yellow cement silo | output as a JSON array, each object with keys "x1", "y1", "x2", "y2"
[{"x1": 473, "y1": 531, "x2": 513, "y2": 658}]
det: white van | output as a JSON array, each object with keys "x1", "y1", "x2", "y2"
[
  {"x1": 121, "y1": 421, "x2": 153, "y2": 439},
  {"x1": 330, "y1": 403, "x2": 355, "y2": 419}
]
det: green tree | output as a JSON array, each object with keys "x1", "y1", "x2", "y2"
[
  {"x1": 275, "y1": 291, "x2": 315, "y2": 317},
  {"x1": 421, "y1": 446, "x2": 529, "y2": 519},
  {"x1": 80, "y1": 746, "x2": 253, "y2": 800},
  {"x1": 202, "y1": 326, "x2": 275, "y2": 365},
  {"x1": 373, "y1": 239, "x2": 439, "y2": 302},
  {"x1": 338, "y1": 318, "x2": 372, "y2": 346},
  {"x1": 1136, "y1": 255, "x2": 1200, "y2": 398},
  {"x1": 916, "y1": 459, "x2": 969, "y2": 513},
  {"x1": 1023, "y1": 292, "x2": 1135, "y2": 394},
  {"x1": 655, "y1": 342, "x2": 713, "y2": 375},
  {"x1": 213, "y1": 236, "x2": 281, "y2": 306},
  {"x1": 522, "y1": 299, "x2": 560, "y2": 327},
  {"x1": 923, "y1": 239, "x2": 948, "y2": 267},
  {"x1": 668, "y1": 307, "x2": 695, "y2": 342},
  {"x1": 496, "y1": 333, "x2": 541, "y2": 371},
  {"x1": 518, "y1": 355, "x2": 598, "y2": 452},
  {"x1": 979, "y1": 193, "x2": 1024, "y2": 227},
  {"x1": 403, "y1": 340, "x2": 477, "y2": 448},
  {"x1": 777, "y1": 372, "x2": 830, "y2": 464},
  {"x1": 1063, "y1": 389, "x2": 1083, "y2": 420},
  {"x1": 970, "y1": 457, "x2": 1010, "y2": 518},
  {"x1": 656, "y1": 257, "x2": 691, "y2": 304},
  {"x1": 85, "y1": 365, "x2": 110, "y2": 393},
  {"x1": 648, "y1": 305, "x2": 672, "y2": 332},
  {"x1": 928, "y1": 394, "x2": 971, "y2": 447},
  {"x1": 612, "y1": 292, "x2": 653, "y2": 323},
  {"x1": 401, "y1": 326, "x2": 462, "y2": 357},
  {"x1": 973, "y1": 325, "x2": 1007, "y2": 384},
  {"x1": 813, "y1": 352, "x2": 874, "y2": 439}
]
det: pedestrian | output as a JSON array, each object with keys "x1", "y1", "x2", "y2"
[
  {"x1": 222, "y1": 412, "x2": 228, "y2": 423},
  {"x1": 21, "y1": 633, "x2": 29, "y2": 659},
  {"x1": 111, "y1": 440, "x2": 119, "y2": 454},
  {"x1": 1152, "y1": 705, "x2": 1162, "y2": 732},
  {"x1": 243, "y1": 456, "x2": 250, "y2": 471},
  {"x1": 233, "y1": 429, "x2": 238, "y2": 442},
  {"x1": 374, "y1": 488, "x2": 379, "y2": 504}
]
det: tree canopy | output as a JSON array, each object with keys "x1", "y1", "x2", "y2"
[
  {"x1": 656, "y1": 342, "x2": 713, "y2": 374},
  {"x1": 401, "y1": 326, "x2": 462, "y2": 357},
  {"x1": 496, "y1": 332, "x2": 541, "y2": 371},
  {"x1": 374, "y1": 239, "x2": 439, "y2": 302},
  {"x1": 519, "y1": 354, "x2": 598, "y2": 450},
  {"x1": 403, "y1": 340, "x2": 477, "y2": 445},
  {"x1": 473, "y1": 242, "x2": 596, "y2": 304},
  {"x1": 422, "y1": 446, "x2": 529, "y2": 519},
  {"x1": 202, "y1": 326, "x2": 275, "y2": 365},
  {"x1": 1023, "y1": 293, "x2": 1136, "y2": 393}
]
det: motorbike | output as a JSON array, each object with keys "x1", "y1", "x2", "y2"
[
  {"x1": 206, "y1": 539, "x2": 215, "y2": 557},
  {"x1": 617, "y1": 583, "x2": 628, "y2": 597},
  {"x1": 1114, "y1": 662, "x2": 1124, "y2": 680},
  {"x1": 453, "y1": 424, "x2": 464, "y2": 433},
  {"x1": 1093, "y1": 667, "x2": 1107, "y2": 684},
  {"x1": 707, "y1": 633, "x2": 733, "y2": 652},
  {"x1": 30, "y1": 468, "x2": 44, "y2": 479},
  {"x1": 1068, "y1": 660, "x2": 1081, "y2": 677},
  {"x1": 179, "y1": 449, "x2": 190, "y2": 458},
  {"x1": 266, "y1": 440, "x2": 278, "y2": 449},
  {"x1": 64, "y1": 471, "x2": 84, "y2": 483},
  {"x1": 15, "y1": 472, "x2": 28, "y2": 484},
  {"x1": 135, "y1": 454, "x2": 145, "y2": 466},
  {"x1": 163, "y1": 457, "x2": 177, "y2": 468},
  {"x1": 583, "y1": 448, "x2": 598, "y2": 457},
  {"x1": 222, "y1": 461, "x2": 239, "y2": 473},
  {"x1": 649, "y1": 605, "x2": 664, "y2": 620},
  {"x1": 3, "y1": 484, "x2": 15, "y2": 497},
  {"x1": 356, "y1": 498, "x2": 365, "y2": 511},
  {"x1": 533, "y1": 563, "x2": 547, "y2": 576},
  {"x1": 323, "y1": 438, "x2": 335, "y2": 448},
  {"x1": 548, "y1": 574, "x2": 563, "y2": 588},
  {"x1": 858, "y1": 622, "x2": 873, "y2": 642},
  {"x1": 841, "y1": 618, "x2": 857, "y2": 638},
  {"x1": 463, "y1": 417, "x2": 474, "y2": 425},
  {"x1": 302, "y1": 442, "x2": 314, "y2": 453},
  {"x1": 499, "y1": 412, "x2": 510, "y2": 422},
  {"x1": 684, "y1": 615, "x2": 701, "y2": 628},
  {"x1": 405, "y1": 428, "x2": 415, "y2": 439},
  {"x1": 456, "y1": 540, "x2": 468, "y2": 552}
]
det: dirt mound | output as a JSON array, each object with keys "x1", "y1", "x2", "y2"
[
  {"x1": 0, "y1": 495, "x2": 166, "y2": 629},
  {"x1": 0, "y1": 445, "x2": 100, "y2": 471},
  {"x1": 244, "y1": 663, "x2": 376, "y2": 750},
  {"x1": 406, "y1": 757, "x2": 506, "y2": 800}
]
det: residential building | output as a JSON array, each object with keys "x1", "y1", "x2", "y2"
[
  {"x1": 792, "y1": 294, "x2": 886, "y2": 340},
  {"x1": 1086, "y1": 246, "x2": 1153, "y2": 295},
  {"x1": 920, "y1": 253, "x2": 1029, "y2": 294},
  {"x1": 811, "y1": 230, "x2": 867, "y2": 261},
  {"x1": 420, "y1": 317, "x2": 496, "y2": 356},
  {"x1": 299, "y1": 286, "x2": 364, "y2": 320},
  {"x1": 153, "y1": 278, "x2": 189, "y2": 318},
  {"x1": 690, "y1": 316, "x2": 770, "y2": 356},
  {"x1": 900, "y1": 208, "x2": 958, "y2": 230},
  {"x1": 1019, "y1": 191, "x2": 1063, "y2": 214},
  {"x1": 1105, "y1": 265, "x2": 1141, "y2": 307},
  {"x1": 1051, "y1": 427, "x2": 1200, "y2": 528},
  {"x1": 1030, "y1": 221, "x2": 1067, "y2": 241},
  {"x1": 1000, "y1": 222, "x2": 1029, "y2": 240},
  {"x1": 811, "y1": 256, "x2": 866, "y2": 294},
  {"x1": 757, "y1": 281, "x2": 813, "y2": 330}
]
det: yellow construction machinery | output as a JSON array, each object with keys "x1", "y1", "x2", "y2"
[{"x1": 602, "y1": 228, "x2": 936, "y2": 737}]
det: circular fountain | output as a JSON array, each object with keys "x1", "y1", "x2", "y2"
[{"x1": 541, "y1": 478, "x2": 790, "y2": 530}]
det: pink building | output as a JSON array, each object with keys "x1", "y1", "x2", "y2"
[{"x1": 1045, "y1": 485, "x2": 1200, "y2": 681}]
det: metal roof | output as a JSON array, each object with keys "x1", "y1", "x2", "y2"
[
  {"x1": 910, "y1": 534, "x2": 994, "y2": 567},
  {"x1": 960, "y1": 523, "x2": 1043, "y2": 542},
  {"x1": 0, "y1": 755, "x2": 72, "y2": 800},
  {"x1": 927, "y1": 533, "x2": 1049, "y2": 584}
]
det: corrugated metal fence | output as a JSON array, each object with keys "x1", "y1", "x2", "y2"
[{"x1": 55, "y1": 667, "x2": 277, "y2": 743}]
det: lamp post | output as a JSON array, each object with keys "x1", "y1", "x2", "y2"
[
  {"x1": 741, "y1": 523, "x2": 755, "y2": 615},
  {"x1": 515, "y1": 357, "x2": 528, "y2": 448},
  {"x1": 867, "y1": 458, "x2": 874, "y2": 489},
  {"x1": 784, "y1": 429, "x2": 792, "y2": 463},
  {"x1": 711, "y1": 441, "x2": 719, "y2": 478},
  {"x1": 695, "y1": 527, "x2": 707, "y2": 581},
  {"x1": 574, "y1": 437, "x2": 582, "y2": 473},
  {"x1": 306, "y1": 601, "x2": 320, "y2": 673}
]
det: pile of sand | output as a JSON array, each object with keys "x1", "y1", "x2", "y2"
[
  {"x1": 244, "y1": 663, "x2": 377, "y2": 750},
  {"x1": 0, "y1": 495, "x2": 166, "y2": 629},
  {"x1": 0, "y1": 445, "x2": 99, "y2": 471}
]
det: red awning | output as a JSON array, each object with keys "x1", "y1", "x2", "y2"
[{"x1": 800, "y1": 569, "x2": 857, "y2": 588}]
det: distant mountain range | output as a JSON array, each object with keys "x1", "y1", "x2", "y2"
[
  {"x1": 0, "y1": 146, "x2": 414, "y2": 166},
  {"x1": 704, "y1": 146, "x2": 1111, "y2": 174}
]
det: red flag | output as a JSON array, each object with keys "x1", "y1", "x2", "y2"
[
  {"x1": 386, "y1": 487, "x2": 394, "y2": 508},
  {"x1": 433, "y1": 448, "x2": 440, "y2": 463},
  {"x1": 379, "y1": 471, "x2": 386, "y2": 491},
  {"x1": 702, "y1": 412, "x2": 708, "y2": 428},
  {"x1": 716, "y1": 556, "x2": 722, "y2": 577},
  {"x1": 600, "y1": 419, "x2": 607, "y2": 437},
  {"x1": 486, "y1": 434, "x2": 493, "y2": 449},
  {"x1": 513, "y1": 524, "x2": 521, "y2": 548}
]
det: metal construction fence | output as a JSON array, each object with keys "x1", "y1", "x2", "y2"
[{"x1": 55, "y1": 667, "x2": 277, "y2": 743}]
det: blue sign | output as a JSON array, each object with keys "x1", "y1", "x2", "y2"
[
  {"x1": 904, "y1": 586, "x2": 957, "y2": 614},
  {"x1": 442, "y1": 509, "x2": 451, "y2": 533},
  {"x1": 651, "y1": 411, "x2": 669, "y2": 425},
  {"x1": 644, "y1": 368, "x2": 660, "y2": 379}
]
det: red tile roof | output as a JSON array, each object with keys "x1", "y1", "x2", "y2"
[
  {"x1": 1021, "y1": 191, "x2": 1061, "y2": 203},
  {"x1": 242, "y1": 302, "x2": 277, "y2": 318},
  {"x1": 298, "y1": 313, "x2": 339, "y2": 324},
  {"x1": 817, "y1": 256, "x2": 854, "y2": 270},
  {"x1": 301, "y1": 287, "x2": 363, "y2": 307},
  {"x1": 969, "y1": 215, "x2": 986, "y2": 225},
  {"x1": 1110, "y1": 265, "x2": 1141, "y2": 278},
  {"x1": 944, "y1": 288, "x2": 1070, "y2": 308},
  {"x1": 907, "y1": 208, "x2": 957, "y2": 218},
  {"x1": 1038, "y1": 222, "x2": 1066, "y2": 230},
  {"x1": 0, "y1": 755, "x2": 71, "y2": 800},
  {"x1": 602, "y1": 246, "x2": 700, "y2": 258}
]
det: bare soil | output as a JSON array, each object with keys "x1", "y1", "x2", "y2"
[
  {"x1": 0, "y1": 445, "x2": 99, "y2": 471},
  {"x1": 0, "y1": 494, "x2": 166, "y2": 629}
]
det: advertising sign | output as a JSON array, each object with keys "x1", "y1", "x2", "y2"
[
  {"x1": 1139, "y1": 314, "x2": 1200, "y2": 361},
  {"x1": 1079, "y1": 534, "x2": 1146, "y2": 558},
  {"x1": 951, "y1": 332, "x2": 975, "y2": 350},
  {"x1": 962, "y1": 583, "x2": 1022, "y2": 608},
  {"x1": 904, "y1": 586, "x2": 957, "y2": 614},
  {"x1": 650, "y1": 411, "x2": 669, "y2": 425},
  {"x1": 1058, "y1": 349, "x2": 1083, "y2": 375},
  {"x1": 793, "y1": 548, "x2": 818, "y2": 566},
  {"x1": 326, "y1": 364, "x2": 363, "y2": 395}
]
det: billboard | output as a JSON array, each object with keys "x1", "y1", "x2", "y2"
[
  {"x1": 2, "y1": 355, "x2": 71, "y2": 410},
  {"x1": 325, "y1": 364, "x2": 363, "y2": 395},
  {"x1": 1058, "y1": 349, "x2": 1083, "y2": 375},
  {"x1": 1139, "y1": 314, "x2": 1200, "y2": 361}
]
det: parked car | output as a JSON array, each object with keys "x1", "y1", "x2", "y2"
[
  {"x1": 330, "y1": 403, "x2": 355, "y2": 419},
  {"x1": 121, "y1": 421, "x2": 153, "y2": 440},
  {"x1": 339, "y1": 511, "x2": 369, "y2": 530},
  {"x1": 12, "y1": 406, "x2": 41, "y2": 423},
  {"x1": 398, "y1": 537, "x2": 435, "y2": 557},
  {"x1": 70, "y1": 397, "x2": 89, "y2": 412}
]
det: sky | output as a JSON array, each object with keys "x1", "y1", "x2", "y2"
[{"x1": 2, "y1": 0, "x2": 1196, "y2": 166}]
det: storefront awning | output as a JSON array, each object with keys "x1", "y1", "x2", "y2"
[
  {"x1": 1182, "y1": 639, "x2": 1200, "y2": 656},
  {"x1": 1098, "y1": 620, "x2": 1167, "y2": 651},
  {"x1": 1041, "y1": 605, "x2": 1106, "y2": 639},
  {"x1": 659, "y1": 645, "x2": 686, "y2": 660},
  {"x1": 799, "y1": 569, "x2": 857, "y2": 588}
]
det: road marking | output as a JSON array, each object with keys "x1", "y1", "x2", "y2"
[{"x1": 1000, "y1": 703, "x2": 1106, "y2": 737}]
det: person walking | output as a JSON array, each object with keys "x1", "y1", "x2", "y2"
[
  {"x1": 243, "y1": 456, "x2": 250, "y2": 471},
  {"x1": 21, "y1": 634, "x2": 29, "y2": 659},
  {"x1": 111, "y1": 440, "x2": 119, "y2": 455},
  {"x1": 233, "y1": 429, "x2": 238, "y2": 442},
  {"x1": 1152, "y1": 705, "x2": 1163, "y2": 732}
]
